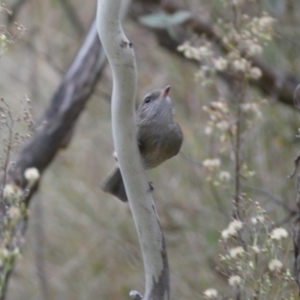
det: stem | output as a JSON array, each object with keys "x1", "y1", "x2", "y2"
[
  {"x1": 0, "y1": 103, "x2": 14, "y2": 201},
  {"x1": 232, "y1": 79, "x2": 246, "y2": 219},
  {"x1": 230, "y1": 1, "x2": 245, "y2": 220},
  {"x1": 233, "y1": 84, "x2": 242, "y2": 220}
]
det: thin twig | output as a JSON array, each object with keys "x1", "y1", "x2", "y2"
[
  {"x1": 243, "y1": 185, "x2": 296, "y2": 214},
  {"x1": 232, "y1": 79, "x2": 246, "y2": 221},
  {"x1": 0, "y1": 100, "x2": 14, "y2": 201}
]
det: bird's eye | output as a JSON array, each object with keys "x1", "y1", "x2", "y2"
[{"x1": 144, "y1": 97, "x2": 151, "y2": 104}]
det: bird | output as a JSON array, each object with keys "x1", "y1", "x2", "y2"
[{"x1": 101, "y1": 85, "x2": 183, "y2": 202}]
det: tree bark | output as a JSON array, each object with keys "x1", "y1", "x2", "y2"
[{"x1": 97, "y1": 0, "x2": 170, "y2": 299}]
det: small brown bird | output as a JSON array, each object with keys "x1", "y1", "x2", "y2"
[{"x1": 101, "y1": 85, "x2": 183, "y2": 202}]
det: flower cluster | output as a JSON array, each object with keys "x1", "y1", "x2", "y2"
[
  {"x1": 213, "y1": 201, "x2": 294, "y2": 299},
  {"x1": 178, "y1": 8, "x2": 275, "y2": 83},
  {"x1": 202, "y1": 158, "x2": 221, "y2": 171},
  {"x1": 181, "y1": 4, "x2": 270, "y2": 196},
  {"x1": 270, "y1": 227, "x2": 288, "y2": 241},
  {"x1": 0, "y1": 5, "x2": 26, "y2": 56},
  {"x1": 202, "y1": 99, "x2": 231, "y2": 139},
  {"x1": 202, "y1": 157, "x2": 231, "y2": 186},
  {"x1": 0, "y1": 167, "x2": 40, "y2": 293},
  {"x1": 221, "y1": 219, "x2": 243, "y2": 240},
  {"x1": 24, "y1": 167, "x2": 40, "y2": 187},
  {"x1": 177, "y1": 41, "x2": 213, "y2": 62},
  {"x1": 241, "y1": 102, "x2": 262, "y2": 119},
  {"x1": 177, "y1": 1, "x2": 294, "y2": 298},
  {"x1": 203, "y1": 288, "x2": 218, "y2": 299}
]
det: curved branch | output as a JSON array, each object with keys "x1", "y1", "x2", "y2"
[{"x1": 97, "y1": 1, "x2": 169, "y2": 299}]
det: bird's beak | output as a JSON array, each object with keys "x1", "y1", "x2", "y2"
[{"x1": 160, "y1": 85, "x2": 171, "y2": 98}]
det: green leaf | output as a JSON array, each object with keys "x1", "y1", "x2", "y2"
[
  {"x1": 168, "y1": 11, "x2": 192, "y2": 25},
  {"x1": 139, "y1": 11, "x2": 191, "y2": 29}
]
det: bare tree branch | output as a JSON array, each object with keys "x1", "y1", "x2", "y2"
[{"x1": 97, "y1": 0, "x2": 169, "y2": 299}]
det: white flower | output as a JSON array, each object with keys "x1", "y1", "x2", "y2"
[
  {"x1": 247, "y1": 43, "x2": 263, "y2": 56},
  {"x1": 270, "y1": 228, "x2": 288, "y2": 240},
  {"x1": 216, "y1": 121, "x2": 229, "y2": 131},
  {"x1": 203, "y1": 158, "x2": 221, "y2": 170},
  {"x1": 0, "y1": 34, "x2": 7, "y2": 42},
  {"x1": 210, "y1": 101, "x2": 228, "y2": 113},
  {"x1": 229, "y1": 246, "x2": 244, "y2": 258},
  {"x1": 1, "y1": 249, "x2": 9, "y2": 258},
  {"x1": 204, "y1": 126, "x2": 213, "y2": 135},
  {"x1": 268, "y1": 259, "x2": 282, "y2": 272},
  {"x1": 8, "y1": 207, "x2": 21, "y2": 220},
  {"x1": 203, "y1": 288, "x2": 218, "y2": 299},
  {"x1": 241, "y1": 103, "x2": 260, "y2": 113},
  {"x1": 198, "y1": 46, "x2": 212, "y2": 58},
  {"x1": 3, "y1": 184, "x2": 22, "y2": 201},
  {"x1": 183, "y1": 48, "x2": 193, "y2": 59},
  {"x1": 214, "y1": 57, "x2": 228, "y2": 71},
  {"x1": 251, "y1": 217, "x2": 257, "y2": 225},
  {"x1": 251, "y1": 245, "x2": 260, "y2": 254},
  {"x1": 256, "y1": 215, "x2": 264, "y2": 223},
  {"x1": 250, "y1": 67, "x2": 262, "y2": 79},
  {"x1": 221, "y1": 220, "x2": 243, "y2": 240},
  {"x1": 228, "y1": 219, "x2": 243, "y2": 231},
  {"x1": 24, "y1": 167, "x2": 40, "y2": 186},
  {"x1": 221, "y1": 228, "x2": 232, "y2": 240},
  {"x1": 258, "y1": 15, "x2": 275, "y2": 30},
  {"x1": 247, "y1": 170, "x2": 256, "y2": 177},
  {"x1": 241, "y1": 103, "x2": 251, "y2": 112},
  {"x1": 202, "y1": 105, "x2": 209, "y2": 112},
  {"x1": 233, "y1": 58, "x2": 248, "y2": 72},
  {"x1": 12, "y1": 247, "x2": 20, "y2": 256},
  {"x1": 3, "y1": 184, "x2": 17, "y2": 199},
  {"x1": 183, "y1": 47, "x2": 198, "y2": 59},
  {"x1": 228, "y1": 275, "x2": 242, "y2": 286},
  {"x1": 177, "y1": 43, "x2": 189, "y2": 52},
  {"x1": 219, "y1": 171, "x2": 231, "y2": 181}
]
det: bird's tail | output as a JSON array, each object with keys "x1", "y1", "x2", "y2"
[{"x1": 101, "y1": 166, "x2": 128, "y2": 202}]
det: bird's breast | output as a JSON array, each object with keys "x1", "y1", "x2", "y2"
[{"x1": 140, "y1": 122, "x2": 183, "y2": 169}]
